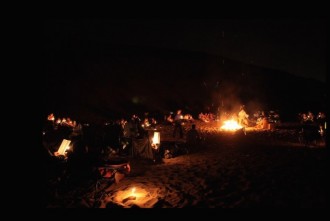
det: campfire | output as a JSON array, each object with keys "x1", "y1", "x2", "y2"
[{"x1": 220, "y1": 119, "x2": 243, "y2": 131}]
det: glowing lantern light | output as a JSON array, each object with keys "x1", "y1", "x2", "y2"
[
  {"x1": 47, "y1": 113, "x2": 55, "y2": 121},
  {"x1": 152, "y1": 131, "x2": 160, "y2": 149},
  {"x1": 56, "y1": 139, "x2": 71, "y2": 155}
]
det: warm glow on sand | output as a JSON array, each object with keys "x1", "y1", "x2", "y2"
[
  {"x1": 220, "y1": 120, "x2": 243, "y2": 131},
  {"x1": 110, "y1": 185, "x2": 158, "y2": 208},
  {"x1": 131, "y1": 187, "x2": 136, "y2": 196}
]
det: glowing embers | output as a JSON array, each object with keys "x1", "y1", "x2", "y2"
[{"x1": 220, "y1": 119, "x2": 243, "y2": 131}]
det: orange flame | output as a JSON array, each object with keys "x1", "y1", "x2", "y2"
[
  {"x1": 220, "y1": 119, "x2": 242, "y2": 131},
  {"x1": 131, "y1": 187, "x2": 136, "y2": 196}
]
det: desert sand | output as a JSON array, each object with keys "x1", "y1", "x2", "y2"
[{"x1": 45, "y1": 121, "x2": 328, "y2": 208}]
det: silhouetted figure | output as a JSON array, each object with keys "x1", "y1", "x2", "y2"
[
  {"x1": 186, "y1": 124, "x2": 200, "y2": 152},
  {"x1": 306, "y1": 111, "x2": 314, "y2": 123},
  {"x1": 173, "y1": 109, "x2": 183, "y2": 138},
  {"x1": 238, "y1": 105, "x2": 249, "y2": 127}
]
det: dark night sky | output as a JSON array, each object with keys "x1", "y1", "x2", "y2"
[{"x1": 44, "y1": 19, "x2": 326, "y2": 82}]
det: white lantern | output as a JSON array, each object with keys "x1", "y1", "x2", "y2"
[
  {"x1": 152, "y1": 131, "x2": 160, "y2": 149},
  {"x1": 57, "y1": 139, "x2": 71, "y2": 155}
]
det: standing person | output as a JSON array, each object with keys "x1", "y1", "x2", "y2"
[
  {"x1": 173, "y1": 109, "x2": 183, "y2": 138},
  {"x1": 186, "y1": 124, "x2": 201, "y2": 152},
  {"x1": 238, "y1": 105, "x2": 249, "y2": 127}
]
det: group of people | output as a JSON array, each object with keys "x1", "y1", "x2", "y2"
[
  {"x1": 298, "y1": 111, "x2": 326, "y2": 137},
  {"x1": 172, "y1": 109, "x2": 201, "y2": 150},
  {"x1": 166, "y1": 109, "x2": 198, "y2": 140},
  {"x1": 198, "y1": 112, "x2": 216, "y2": 123},
  {"x1": 43, "y1": 106, "x2": 252, "y2": 158},
  {"x1": 298, "y1": 111, "x2": 326, "y2": 125},
  {"x1": 47, "y1": 113, "x2": 78, "y2": 129}
]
